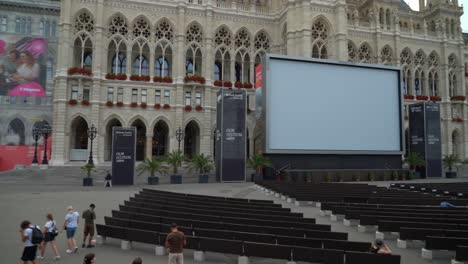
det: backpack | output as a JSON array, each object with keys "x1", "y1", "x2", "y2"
[{"x1": 31, "y1": 225, "x2": 44, "y2": 245}]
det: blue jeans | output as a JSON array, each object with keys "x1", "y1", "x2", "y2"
[{"x1": 66, "y1": 227, "x2": 77, "y2": 239}]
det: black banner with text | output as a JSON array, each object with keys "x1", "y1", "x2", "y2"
[{"x1": 112, "y1": 127, "x2": 136, "y2": 185}]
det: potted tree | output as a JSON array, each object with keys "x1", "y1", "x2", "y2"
[
  {"x1": 391, "y1": 170, "x2": 399, "y2": 181},
  {"x1": 404, "y1": 152, "x2": 426, "y2": 179},
  {"x1": 81, "y1": 163, "x2": 95, "y2": 186},
  {"x1": 188, "y1": 154, "x2": 214, "y2": 183},
  {"x1": 443, "y1": 154, "x2": 460, "y2": 178},
  {"x1": 248, "y1": 153, "x2": 272, "y2": 182},
  {"x1": 137, "y1": 158, "x2": 167, "y2": 185},
  {"x1": 166, "y1": 151, "x2": 184, "y2": 184}
]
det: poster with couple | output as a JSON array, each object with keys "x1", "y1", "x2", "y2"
[{"x1": 0, "y1": 36, "x2": 48, "y2": 98}]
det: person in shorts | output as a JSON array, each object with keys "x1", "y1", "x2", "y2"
[
  {"x1": 38, "y1": 214, "x2": 60, "y2": 260},
  {"x1": 20, "y1": 220, "x2": 39, "y2": 264},
  {"x1": 82, "y1": 203, "x2": 96, "y2": 248},
  {"x1": 165, "y1": 223, "x2": 186, "y2": 264},
  {"x1": 62, "y1": 206, "x2": 79, "y2": 254}
]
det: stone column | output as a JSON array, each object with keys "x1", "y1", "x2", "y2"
[
  {"x1": 146, "y1": 133, "x2": 153, "y2": 160},
  {"x1": 126, "y1": 49, "x2": 132, "y2": 77},
  {"x1": 335, "y1": 0, "x2": 348, "y2": 61},
  {"x1": 149, "y1": 50, "x2": 155, "y2": 79}
]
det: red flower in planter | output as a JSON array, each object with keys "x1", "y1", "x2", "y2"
[
  {"x1": 404, "y1": 95, "x2": 415, "y2": 100},
  {"x1": 453, "y1": 117, "x2": 464, "y2": 123},
  {"x1": 68, "y1": 67, "x2": 91, "y2": 76},
  {"x1": 106, "y1": 101, "x2": 114, "y2": 107},
  {"x1": 105, "y1": 73, "x2": 116, "y2": 80},
  {"x1": 153, "y1": 76, "x2": 163, "y2": 83},
  {"x1": 116, "y1": 74, "x2": 127, "y2": 80},
  {"x1": 430, "y1": 96, "x2": 441, "y2": 102},
  {"x1": 68, "y1": 99, "x2": 77, "y2": 105},
  {"x1": 142, "y1": 75, "x2": 151, "y2": 82},
  {"x1": 184, "y1": 76, "x2": 205, "y2": 84},
  {"x1": 163, "y1": 104, "x2": 171, "y2": 109},
  {"x1": 130, "y1": 102, "x2": 138, "y2": 108},
  {"x1": 416, "y1": 95, "x2": 429, "y2": 101},
  {"x1": 235, "y1": 82, "x2": 243, "y2": 89},
  {"x1": 214, "y1": 80, "x2": 222, "y2": 87},
  {"x1": 165, "y1": 77, "x2": 173, "y2": 83},
  {"x1": 223, "y1": 81, "x2": 232, "y2": 88},
  {"x1": 130, "y1": 75, "x2": 141, "y2": 81},
  {"x1": 81, "y1": 100, "x2": 90, "y2": 106},
  {"x1": 140, "y1": 102, "x2": 147, "y2": 109},
  {"x1": 195, "y1": 105, "x2": 203, "y2": 111},
  {"x1": 116, "y1": 102, "x2": 124, "y2": 107},
  {"x1": 243, "y1": 83, "x2": 253, "y2": 89},
  {"x1": 451, "y1": 96, "x2": 466, "y2": 101},
  {"x1": 185, "y1": 105, "x2": 192, "y2": 112},
  {"x1": 154, "y1": 103, "x2": 161, "y2": 109}
]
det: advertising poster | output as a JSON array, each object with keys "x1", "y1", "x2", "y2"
[
  {"x1": 255, "y1": 64, "x2": 262, "y2": 119},
  {"x1": 112, "y1": 127, "x2": 136, "y2": 185}
]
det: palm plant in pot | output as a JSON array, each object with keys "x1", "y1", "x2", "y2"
[
  {"x1": 404, "y1": 152, "x2": 426, "y2": 180},
  {"x1": 443, "y1": 154, "x2": 460, "y2": 178},
  {"x1": 248, "y1": 153, "x2": 272, "y2": 182},
  {"x1": 166, "y1": 151, "x2": 184, "y2": 184},
  {"x1": 137, "y1": 158, "x2": 167, "y2": 185},
  {"x1": 81, "y1": 163, "x2": 96, "y2": 186},
  {"x1": 188, "y1": 154, "x2": 214, "y2": 183}
]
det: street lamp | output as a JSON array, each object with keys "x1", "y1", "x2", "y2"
[
  {"x1": 87, "y1": 124, "x2": 97, "y2": 165},
  {"x1": 41, "y1": 123, "x2": 52, "y2": 165},
  {"x1": 31, "y1": 123, "x2": 42, "y2": 165},
  {"x1": 175, "y1": 127, "x2": 184, "y2": 153}
]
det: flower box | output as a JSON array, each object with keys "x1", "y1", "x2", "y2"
[
  {"x1": 129, "y1": 75, "x2": 150, "y2": 82},
  {"x1": 130, "y1": 102, "x2": 138, "y2": 108},
  {"x1": 163, "y1": 77, "x2": 173, "y2": 83},
  {"x1": 106, "y1": 101, "x2": 114, "y2": 107},
  {"x1": 195, "y1": 105, "x2": 203, "y2": 111},
  {"x1": 141, "y1": 102, "x2": 147, "y2": 109},
  {"x1": 154, "y1": 103, "x2": 161, "y2": 109},
  {"x1": 163, "y1": 104, "x2": 171, "y2": 109},
  {"x1": 223, "y1": 81, "x2": 232, "y2": 88},
  {"x1": 243, "y1": 83, "x2": 253, "y2": 89},
  {"x1": 453, "y1": 117, "x2": 464, "y2": 123},
  {"x1": 130, "y1": 75, "x2": 140, "y2": 81},
  {"x1": 81, "y1": 100, "x2": 90, "y2": 106},
  {"x1": 404, "y1": 95, "x2": 415, "y2": 100},
  {"x1": 184, "y1": 76, "x2": 205, "y2": 84},
  {"x1": 116, "y1": 102, "x2": 124, "y2": 107},
  {"x1": 68, "y1": 99, "x2": 78, "y2": 105},
  {"x1": 416, "y1": 95, "x2": 428, "y2": 101},
  {"x1": 116, "y1": 74, "x2": 127, "y2": 80},
  {"x1": 185, "y1": 105, "x2": 192, "y2": 112},
  {"x1": 153, "y1": 76, "x2": 163, "y2": 83},
  {"x1": 451, "y1": 96, "x2": 466, "y2": 101},
  {"x1": 430, "y1": 96, "x2": 441, "y2": 102},
  {"x1": 214, "y1": 80, "x2": 223, "y2": 87},
  {"x1": 235, "y1": 82, "x2": 243, "y2": 89},
  {"x1": 105, "y1": 73, "x2": 116, "y2": 80},
  {"x1": 68, "y1": 67, "x2": 92, "y2": 76}
]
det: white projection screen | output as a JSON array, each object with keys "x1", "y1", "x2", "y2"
[{"x1": 263, "y1": 55, "x2": 403, "y2": 155}]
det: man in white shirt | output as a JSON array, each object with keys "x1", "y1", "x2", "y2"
[{"x1": 20, "y1": 220, "x2": 39, "y2": 264}]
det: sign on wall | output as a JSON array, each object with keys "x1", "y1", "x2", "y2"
[{"x1": 112, "y1": 127, "x2": 136, "y2": 185}]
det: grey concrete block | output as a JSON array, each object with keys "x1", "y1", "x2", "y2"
[
  {"x1": 121, "y1": 240, "x2": 132, "y2": 250},
  {"x1": 194, "y1": 251, "x2": 205, "y2": 262},
  {"x1": 155, "y1": 246, "x2": 165, "y2": 256},
  {"x1": 96, "y1": 235, "x2": 106, "y2": 245},
  {"x1": 238, "y1": 256, "x2": 249, "y2": 264}
]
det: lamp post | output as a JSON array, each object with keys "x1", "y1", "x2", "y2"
[
  {"x1": 87, "y1": 124, "x2": 97, "y2": 165},
  {"x1": 41, "y1": 123, "x2": 52, "y2": 165},
  {"x1": 175, "y1": 127, "x2": 184, "y2": 153},
  {"x1": 31, "y1": 123, "x2": 42, "y2": 165}
]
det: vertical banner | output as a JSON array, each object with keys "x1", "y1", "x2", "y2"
[
  {"x1": 216, "y1": 89, "x2": 247, "y2": 182},
  {"x1": 409, "y1": 102, "x2": 442, "y2": 178},
  {"x1": 255, "y1": 64, "x2": 263, "y2": 119},
  {"x1": 112, "y1": 127, "x2": 136, "y2": 185}
]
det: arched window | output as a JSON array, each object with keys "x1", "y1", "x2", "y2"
[
  {"x1": 348, "y1": 41, "x2": 357, "y2": 62},
  {"x1": 109, "y1": 37, "x2": 127, "y2": 74},
  {"x1": 402, "y1": 66, "x2": 411, "y2": 95},
  {"x1": 358, "y1": 43, "x2": 372, "y2": 63},
  {"x1": 185, "y1": 23, "x2": 203, "y2": 76},
  {"x1": 281, "y1": 23, "x2": 287, "y2": 55},
  {"x1": 108, "y1": 14, "x2": 128, "y2": 37},
  {"x1": 132, "y1": 55, "x2": 149, "y2": 76},
  {"x1": 400, "y1": 48, "x2": 413, "y2": 95},
  {"x1": 73, "y1": 10, "x2": 94, "y2": 35},
  {"x1": 154, "y1": 19, "x2": 174, "y2": 78},
  {"x1": 214, "y1": 61, "x2": 222, "y2": 81},
  {"x1": 428, "y1": 70, "x2": 439, "y2": 96},
  {"x1": 73, "y1": 10, "x2": 94, "y2": 69},
  {"x1": 112, "y1": 52, "x2": 127, "y2": 74},
  {"x1": 131, "y1": 39, "x2": 150, "y2": 76},
  {"x1": 254, "y1": 30, "x2": 270, "y2": 51},
  {"x1": 414, "y1": 68, "x2": 425, "y2": 96},
  {"x1": 380, "y1": 46, "x2": 392, "y2": 65},
  {"x1": 448, "y1": 54, "x2": 457, "y2": 96},
  {"x1": 235, "y1": 50, "x2": 250, "y2": 83},
  {"x1": 155, "y1": 57, "x2": 169, "y2": 77},
  {"x1": 311, "y1": 20, "x2": 328, "y2": 59},
  {"x1": 132, "y1": 16, "x2": 150, "y2": 38},
  {"x1": 214, "y1": 26, "x2": 232, "y2": 81}
]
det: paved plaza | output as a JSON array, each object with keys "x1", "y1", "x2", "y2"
[{"x1": 1, "y1": 167, "x2": 467, "y2": 264}]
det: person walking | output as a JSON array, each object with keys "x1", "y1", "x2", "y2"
[
  {"x1": 82, "y1": 203, "x2": 96, "y2": 248},
  {"x1": 165, "y1": 223, "x2": 186, "y2": 264},
  {"x1": 63, "y1": 206, "x2": 79, "y2": 254},
  {"x1": 20, "y1": 220, "x2": 40, "y2": 264},
  {"x1": 104, "y1": 171, "x2": 112, "y2": 187},
  {"x1": 38, "y1": 214, "x2": 60, "y2": 260}
]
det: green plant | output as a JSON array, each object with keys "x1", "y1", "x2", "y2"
[
  {"x1": 404, "y1": 152, "x2": 426, "y2": 174},
  {"x1": 391, "y1": 170, "x2": 398, "y2": 180},
  {"x1": 325, "y1": 174, "x2": 332, "y2": 183},
  {"x1": 368, "y1": 172, "x2": 375, "y2": 181},
  {"x1": 188, "y1": 154, "x2": 214, "y2": 175},
  {"x1": 443, "y1": 154, "x2": 460, "y2": 172},
  {"x1": 166, "y1": 151, "x2": 184, "y2": 174},
  {"x1": 352, "y1": 175, "x2": 360, "y2": 181},
  {"x1": 247, "y1": 153, "x2": 272, "y2": 174},
  {"x1": 137, "y1": 158, "x2": 167, "y2": 177},
  {"x1": 80, "y1": 163, "x2": 96, "y2": 178}
]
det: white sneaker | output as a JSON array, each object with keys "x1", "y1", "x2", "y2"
[
  {"x1": 66, "y1": 249, "x2": 73, "y2": 254},
  {"x1": 54, "y1": 256, "x2": 61, "y2": 260},
  {"x1": 37, "y1": 256, "x2": 44, "y2": 260}
]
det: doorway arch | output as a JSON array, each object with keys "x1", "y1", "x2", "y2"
[
  {"x1": 184, "y1": 120, "x2": 200, "y2": 159},
  {"x1": 104, "y1": 118, "x2": 122, "y2": 161},
  {"x1": 6, "y1": 118, "x2": 25, "y2": 145},
  {"x1": 69, "y1": 116, "x2": 88, "y2": 161},
  {"x1": 153, "y1": 120, "x2": 169, "y2": 157},
  {"x1": 131, "y1": 119, "x2": 146, "y2": 161}
]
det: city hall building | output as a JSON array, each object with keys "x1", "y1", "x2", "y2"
[{"x1": 50, "y1": 0, "x2": 465, "y2": 165}]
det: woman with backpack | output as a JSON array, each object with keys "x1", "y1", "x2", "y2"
[{"x1": 38, "y1": 214, "x2": 60, "y2": 260}]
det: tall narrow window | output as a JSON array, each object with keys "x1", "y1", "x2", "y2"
[
  {"x1": 107, "y1": 87, "x2": 114, "y2": 102},
  {"x1": 185, "y1": 91, "x2": 191, "y2": 106},
  {"x1": 15, "y1": 17, "x2": 20, "y2": 33},
  {"x1": 26, "y1": 17, "x2": 31, "y2": 34},
  {"x1": 51, "y1": 21, "x2": 56, "y2": 37},
  {"x1": 141, "y1": 89, "x2": 147, "y2": 103},
  {"x1": 0, "y1": 16, "x2": 7, "y2": 32},
  {"x1": 195, "y1": 92, "x2": 201, "y2": 106},
  {"x1": 45, "y1": 20, "x2": 50, "y2": 36},
  {"x1": 131, "y1": 89, "x2": 138, "y2": 103},
  {"x1": 71, "y1": 85, "x2": 78, "y2": 100},
  {"x1": 117, "y1": 88, "x2": 123, "y2": 102},
  {"x1": 83, "y1": 87, "x2": 90, "y2": 101},
  {"x1": 39, "y1": 21, "x2": 44, "y2": 36},
  {"x1": 164, "y1": 90, "x2": 170, "y2": 104},
  {"x1": 155, "y1": 90, "x2": 161, "y2": 104}
]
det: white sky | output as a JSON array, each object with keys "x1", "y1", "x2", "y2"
[{"x1": 405, "y1": 0, "x2": 468, "y2": 32}]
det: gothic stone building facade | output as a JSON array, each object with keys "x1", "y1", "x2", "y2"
[{"x1": 50, "y1": 0, "x2": 464, "y2": 165}]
